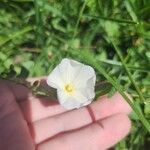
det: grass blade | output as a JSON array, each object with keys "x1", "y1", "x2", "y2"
[
  {"x1": 83, "y1": 15, "x2": 138, "y2": 24},
  {"x1": 34, "y1": 0, "x2": 44, "y2": 48},
  {"x1": 111, "y1": 40, "x2": 146, "y2": 103},
  {"x1": 73, "y1": 0, "x2": 87, "y2": 38},
  {"x1": 124, "y1": 0, "x2": 138, "y2": 22},
  {"x1": 97, "y1": 59, "x2": 149, "y2": 73},
  {"x1": 0, "y1": 26, "x2": 33, "y2": 47},
  {"x1": 71, "y1": 50, "x2": 150, "y2": 132}
]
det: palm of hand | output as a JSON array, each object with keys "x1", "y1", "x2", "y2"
[{"x1": 0, "y1": 79, "x2": 131, "y2": 150}]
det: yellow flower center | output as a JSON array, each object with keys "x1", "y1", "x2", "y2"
[{"x1": 64, "y1": 84, "x2": 74, "y2": 94}]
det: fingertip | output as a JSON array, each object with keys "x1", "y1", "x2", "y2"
[
  {"x1": 96, "y1": 114, "x2": 131, "y2": 150},
  {"x1": 97, "y1": 92, "x2": 132, "y2": 114},
  {"x1": 113, "y1": 92, "x2": 132, "y2": 114},
  {"x1": 107, "y1": 113, "x2": 131, "y2": 137}
]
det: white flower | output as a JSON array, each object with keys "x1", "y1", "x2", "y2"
[{"x1": 47, "y1": 58, "x2": 96, "y2": 110}]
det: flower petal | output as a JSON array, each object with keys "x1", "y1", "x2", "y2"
[
  {"x1": 58, "y1": 58, "x2": 83, "y2": 83},
  {"x1": 60, "y1": 98, "x2": 81, "y2": 110},
  {"x1": 79, "y1": 87, "x2": 95, "y2": 101},
  {"x1": 57, "y1": 89, "x2": 93, "y2": 110},
  {"x1": 73, "y1": 65, "x2": 96, "y2": 89},
  {"x1": 57, "y1": 90, "x2": 69, "y2": 104},
  {"x1": 47, "y1": 66, "x2": 64, "y2": 89}
]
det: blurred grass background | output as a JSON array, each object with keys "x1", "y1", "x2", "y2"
[{"x1": 0, "y1": 0, "x2": 150, "y2": 149}]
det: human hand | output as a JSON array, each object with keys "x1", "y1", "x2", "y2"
[{"x1": 0, "y1": 78, "x2": 131, "y2": 150}]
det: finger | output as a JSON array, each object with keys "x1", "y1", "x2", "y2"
[
  {"x1": 6, "y1": 78, "x2": 69, "y2": 122},
  {"x1": 38, "y1": 114, "x2": 131, "y2": 150},
  {"x1": 5, "y1": 80, "x2": 30, "y2": 102},
  {"x1": 20, "y1": 92, "x2": 131, "y2": 123},
  {"x1": 0, "y1": 81, "x2": 34, "y2": 150},
  {"x1": 19, "y1": 96, "x2": 68, "y2": 123},
  {"x1": 30, "y1": 93, "x2": 131, "y2": 144}
]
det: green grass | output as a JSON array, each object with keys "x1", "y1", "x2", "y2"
[{"x1": 0, "y1": 0, "x2": 150, "y2": 149}]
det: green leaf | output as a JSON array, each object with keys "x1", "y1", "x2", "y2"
[{"x1": 0, "y1": 26, "x2": 33, "y2": 46}]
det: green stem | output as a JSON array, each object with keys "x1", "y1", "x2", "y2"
[
  {"x1": 97, "y1": 59, "x2": 148, "y2": 73},
  {"x1": 93, "y1": 59, "x2": 150, "y2": 132},
  {"x1": 73, "y1": 50, "x2": 150, "y2": 132},
  {"x1": 111, "y1": 41, "x2": 145, "y2": 103},
  {"x1": 83, "y1": 15, "x2": 138, "y2": 24},
  {"x1": 73, "y1": 0, "x2": 87, "y2": 38},
  {"x1": 34, "y1": 0, "x2": 44, "y2": 48}
]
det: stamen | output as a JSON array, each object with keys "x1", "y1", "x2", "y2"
[{"x1": 64, "y1": 84, "x2": 74, "y2": 93}]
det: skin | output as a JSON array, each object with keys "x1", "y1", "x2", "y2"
[{"x1": 0, "y1": 78, "x2": 131, "y2": 150}]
